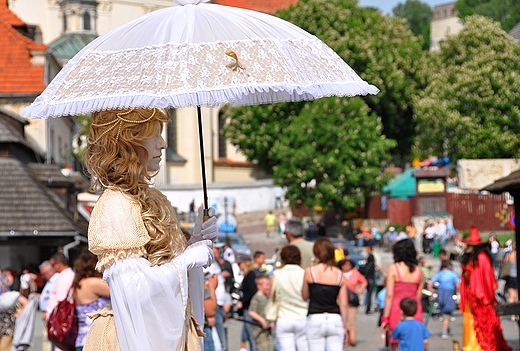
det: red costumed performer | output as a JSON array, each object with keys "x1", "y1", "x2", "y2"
[{"x1": 460, "y1": 226, "x2": 511, "y2": 351}]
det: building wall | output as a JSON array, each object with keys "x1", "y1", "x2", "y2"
[
  {"x1": 366, "y1": 194, "x2": 387, "y2": 219},
  {"x1": 9, "y1": 1, "x2": 266, "y2": 186},
  {"x1": 8, "y1": 0, "x2": 177, "y2": 44},
  {"x1": 2, "y1": 104, "x2": 73, "y2": 164},
  {"x1": 458, "y1": 159, "x2": 520, "y2": 191},
  {"x1": 160, "y1": 179, "x2": 276, "y2": 214},
  {"x1": 387, "y1": 198, "x2": 412, "y2": 225},
  {"x1": 430, "y1": 2, "x2": 464, "y2": 51},
  {"x1": 0, "y1": 245, "x2": 39, "y2": 273},
  {"x1": 214, "y1": 165, "x2": 261, "y2": 182}
]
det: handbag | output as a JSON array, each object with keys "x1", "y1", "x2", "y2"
[
  {"x1": 347, "y1": 288, "x2": 360, "y2": 307},
  {"x1": 265, "y1": 274, "x2": 280, "y2": 321},
  {"x1": 500, "y1": 259, "x2": 511, "y2": 280},
  {"x1": 47, "y1": 286, "x2": 77, "y2": 351}
]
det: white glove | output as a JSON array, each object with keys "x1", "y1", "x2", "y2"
[
  {"x1": 174, "y1": 240, "x2": 214, "y2": 270},
  {"x1": 188, "y1": 207, "x2": 218, "y2": 245}
]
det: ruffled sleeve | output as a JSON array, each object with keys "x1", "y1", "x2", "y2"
[
  {"x1": 103, "y1": 241, "x2": 213, "y2": 351},
  {"x1": 88, "y1": 189, "x2": 151, "y2": 271},
  {"x1": 104, "y1": 257, "x2": 186, "y2": 351}
]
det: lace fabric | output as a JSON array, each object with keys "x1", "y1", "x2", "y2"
[
  {"x1": 88, "y1": 189, "x2": 151, "y2": 266},
  {"x1": 24, "y1": 38, "x2": 378, "y2": 119},
  {"x1": 96, "y1": 247, "x2": 148, "y2": 272}
]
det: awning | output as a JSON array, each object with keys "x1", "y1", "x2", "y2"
[{"x1": 382, "y1": 168, "x2": 418, "y2": 198}]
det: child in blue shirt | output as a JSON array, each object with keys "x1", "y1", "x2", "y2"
[
  {"x1": 392, "y1": 298, "x2": 431, "y2": 351},
  {"x1": 429, "y1": 260, "x2": 460, "y2": 339}
]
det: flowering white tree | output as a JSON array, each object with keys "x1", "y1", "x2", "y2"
[{"x1": 413, "y1": 15, "x2": 520, "y2": 160}]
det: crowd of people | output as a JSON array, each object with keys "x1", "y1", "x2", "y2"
[
  {"x1": 2, "y1": 218, "x2": 515, "y2": 351},
  {"x1": 201, "y1": 217, "x2": 514, "y2": 351},
  {"x1": 0, "y1": 250, "x2": 111, "y2": 351},
  {"x1": 0, "y1": 106, "x2": 515, "y2": 351}
]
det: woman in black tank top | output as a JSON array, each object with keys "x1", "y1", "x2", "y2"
[{"x1": 302, "y1": 238, "x2": 348, "y2": 350}]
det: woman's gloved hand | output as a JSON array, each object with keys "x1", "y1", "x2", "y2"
[
  {"x1": 175, "y1": 240, "x2": 214, "y2": 270},
  {"x1": 188, "y1": 207, "x2": 218, "y2": 245}
]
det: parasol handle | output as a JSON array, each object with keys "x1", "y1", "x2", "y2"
[
  {"x1": 197, "y1": 106, "x2": 209, "y2": 211},
  {"x1": 203, "y1": 208, "x2": 211, "y2": 222}
]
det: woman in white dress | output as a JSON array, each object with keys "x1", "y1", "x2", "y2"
[{"x1": 84, "y1": 108, "x2": 218, "y2": 351}]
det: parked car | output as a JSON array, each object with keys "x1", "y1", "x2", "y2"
[
  {"x1": 328, "y1": 237, "x2": 367, "y2": 270},
  {"x1": 216, "y1": 232, "x2": 251, "y2": 256}
]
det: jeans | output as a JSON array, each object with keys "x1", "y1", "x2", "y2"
[
  {"x1": 215, "y1": 306, "x2": 227, "y2": 351},
  {"x1": 306, "y1": 313, "x2": 344, "y2": 351},
  {"x1": 241, "y1": 310, "x2": 258, "y2": 351},
  {"x1": 365, "y1": 279, "x2": 375, "y2": 313},
  {"x1": 492, "y1": 253, "x2": 498, "y2": 269},
  {"x1": 204, "y1": 326, "x2": 215, "y2": 351},
  {"x1": 275, "y1": 318, "x2": 308, "y2": 351}
]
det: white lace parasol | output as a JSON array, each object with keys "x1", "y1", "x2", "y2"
[{"x1": 21, "y1": 0, "x2": 378, "y2": 119}]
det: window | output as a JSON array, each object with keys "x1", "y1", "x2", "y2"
[
  {"x1": 83, "y1": 12, "x2": 91, "y2": 31},
  {"x1": 62, "y1": 14, "x2": 67, "y2": 32},
  {"x1": 166, "y1": 109, "x2": 186, "y2": 162},
  {"x1": 218, "y1": 112, "x2": 227, "y2": 158}
]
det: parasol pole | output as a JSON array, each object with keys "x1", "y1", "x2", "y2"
[{"x1": 197, "y1": 106, "x2": 210, "y2": 219}]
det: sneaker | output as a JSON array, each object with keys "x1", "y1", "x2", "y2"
[
  {"x1": 441, "y1": 333, "x2": 451, "y2": 340},
  {"x1": 437, "y1": 316, "x2": 444, "y2": 321},
  {"x1": 450, "y1": 316, "x2": 456, "y2": 322}
]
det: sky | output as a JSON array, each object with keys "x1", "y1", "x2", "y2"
[{"x1": 358, "y1": 0, "x2": 452, "y2": 14}]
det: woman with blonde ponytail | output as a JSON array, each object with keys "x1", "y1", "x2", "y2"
[{"x1": 83, "y1": 108, "x2": 217, "y2": 351}]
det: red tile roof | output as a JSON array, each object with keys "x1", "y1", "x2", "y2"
[
  {"x1": 0, "y1": 0, "x2": 46, "y2": 94},
  {"x1": 214, "y1": 158, "x2": 251, "y2": 166},
  {"x1": 212, "y1": 0, "x2": 298, "y2": 14},
  {"x1": 0, "y1": 0, "x2": 23, "y2": 26}
]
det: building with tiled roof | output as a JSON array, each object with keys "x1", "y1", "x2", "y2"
[
  {"x1": 8, "y1": 0, "x2": 292, "y2": 215},
  {"x1": 212, "y1": 0, "x2": 297, "y2": 14},
  {"x1": 430, "y1": 2, "x2": 464, "y2": 51},
  {"x1": 0, "y1": 109, "x2": 87, "y2": 270},
  {"x1": 0, "y1": 0, "x2": 46, "y2": 97},
  {"x1": 48, "y1": 32, "x2": 98, "y2": 66},
  {"x1": 509, "y1": 21, "x2": 520, "y2": 43}
]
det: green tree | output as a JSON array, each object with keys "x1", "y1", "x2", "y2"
[
  {"x1": 392, "y1": 0, "x2": 433, "y2": 50},
  {"x1": 73, "y1": 114, "x2": 92, "y2": 162},
  {"x1": 455, "y1": 0, "x2": 520, "y2": 32},
  {"x1": 225, "y1": 97, "x2": 396, "y2": 209},
  {"x1": 225, "y1": 0, "x2": 423, "y2": 165},
  {"x1": 413, "y1": 15, "x2": 520, "y2": 160},
  {"x1": 275, "y1": 0, "x2": 425, "y2": 163}
]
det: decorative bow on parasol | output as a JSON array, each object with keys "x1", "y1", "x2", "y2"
[{"x1": 21, "y1": 0, "x2": 379, "y2": 209}]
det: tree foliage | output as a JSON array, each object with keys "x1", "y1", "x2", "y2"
[
  {"x1": 223, "y1": 0, "x2": 429, "y2": 209},
  {"x1": 273, "y1": 0, "x2": 425, "y2": 162},
  {"x1": 455, "y1": 0, "x2": 520, "y2": 32},
  {"x1": 413, "y1": 15, "x2": 520, "y2": 160},
  {"x1": 392, "y1": 0, "x2": 433, "y2": 50},
  {"x1": 225, "y1": 97, "x2": 395, "y2": 209},
  {"x1": 73, "y1": 114, "x2": 92, "y2": 162}
]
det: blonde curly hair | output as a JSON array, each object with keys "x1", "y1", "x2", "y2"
[{"x1": 85, "y1": 108, "x2": 186, "y2": 265}]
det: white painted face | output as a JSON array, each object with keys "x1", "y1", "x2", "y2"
[{"x1": 142, "y1": 122, "x2": 167, "y2": 172}]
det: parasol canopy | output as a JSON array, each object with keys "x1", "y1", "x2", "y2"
[{"x1": 21, "y1": 0, "x2": 378, "y2": 119}]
